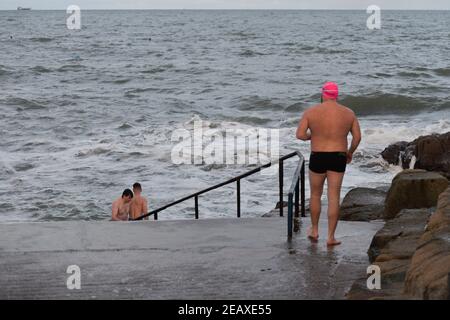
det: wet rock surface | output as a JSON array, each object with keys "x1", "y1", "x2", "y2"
[
  {"x1": 381, "y1": 131, "x2": 450, "y2": 179},
  {"x1": 340, "y1": 187, "x2": 387, "y2": 221},
  {"x1": 347, "y1": 208, "x2": 433, "y2": 300},
  {"x1": 384, "y1": 170, "x2": 448, "y2": 219},
  {"x1": 346, "y1": 187, "x2": 450, "y2": 300},
  {"x1": 404, "y1": 187, "x2": 450, "y2": 299}
]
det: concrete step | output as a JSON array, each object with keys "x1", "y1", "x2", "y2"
[{"x1": 0, "y1": 217, "x2": 382, "y2": 299}]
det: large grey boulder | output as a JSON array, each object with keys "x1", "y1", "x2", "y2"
[
  {"x1": 340, "y1": 187, "x2": 387, "y2": 221},
  {"x1": 384, "y1": 170, "x2": 448, "y2": 219}
]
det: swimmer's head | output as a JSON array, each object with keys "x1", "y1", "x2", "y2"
[
  {"x1": 322, "y1": 82, "x2": 339, "y2": 101},
  {"x1": 133, "y1": 182, "x2": 142, "y2": 193},
  {"x1": 122, "y1": 188, "x2": 133, "y2": 202}
]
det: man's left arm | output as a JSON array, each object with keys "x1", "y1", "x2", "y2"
[{"x1": 296, "y1": 112, "x2": 311, "y2": 141}]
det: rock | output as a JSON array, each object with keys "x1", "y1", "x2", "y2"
[
  {"x1": 368, "y1": 208, "x2": 433, "y2": 263},
  {"x1": 415, "y1": 133, "x2": 450, "y2": 176},
  {"x1": 263, "y1": 200, "x2": 309, "y2": 218},
  {"x1": 381, "y1": 132, "x2": 450, "y2": 178},
  {"x1": 347, "y1": 207, "x2": 432, "y2": 300},
  {"x1": 381, "y1": 141, "x2": 408, "y2": 165},
  {"x1": 262, "y1": 209, "x2": 280, "y2": 218},
  {"x1": 275, "y1": 201, "x2": 288, "y2": 209},
  {"x1": 340, "y1": 187, "x2": 386, "y2": 221},
  {"x1": 404, "y1": 187, "x2": 450, "y2": 299},
  {"x1": 384, "y1": 170, "x2": 448, "y2": 219}
]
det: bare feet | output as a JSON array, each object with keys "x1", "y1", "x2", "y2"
[
  {"x1": 326, "y1": 238, "x2": 341, "y2": 247},
  {"x1": 307, "y1": 227, "x2": 319, "y2": 242}
]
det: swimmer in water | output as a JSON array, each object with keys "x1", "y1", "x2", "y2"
[{"x1": 111, "y1": 189, "x2": 133, "y2": 221}]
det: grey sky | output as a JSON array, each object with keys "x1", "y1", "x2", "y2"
[{"x1": 2, "y1": 0, "x2": 450, "y2": 10}]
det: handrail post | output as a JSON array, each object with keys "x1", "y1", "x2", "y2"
[
  {"x1": 279, "y1": 160, "x2": 284, "y2": 217},
  {"x1": 154, "y1": 212, "x2": 158, "y2": 220},
  {"x1": 237, "y1": 179, "x2": 241, "y2": 218},
  {"x1": 287, "y1": 193, "x2": 293, "y2": 239},
  {"x1": 301, "y1": 161, "x2": 306, "y2": 217},
  {"x1": 195, "y1": 195, "x2": 199, "y2": 219},
  {"x1": 295, "y1": 178, "x2": 299, "y2": 218}
]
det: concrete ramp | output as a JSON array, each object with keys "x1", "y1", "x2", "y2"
[{"x1": 0, "y1": 217, "x2": 381, "y2": 299}]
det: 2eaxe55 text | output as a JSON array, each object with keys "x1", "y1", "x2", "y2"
[{"x1": 178, "y1": 304, "x2": 272, "y2": 318}]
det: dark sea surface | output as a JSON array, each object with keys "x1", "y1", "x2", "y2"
[{"x1": 0, "y1": 10, "x2": 449, "y2": 222}]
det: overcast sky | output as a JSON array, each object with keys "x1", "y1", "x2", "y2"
[{"x1": 2, "y1": 0, "x2": 450, "y2": 10}]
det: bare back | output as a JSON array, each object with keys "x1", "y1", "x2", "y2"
[
  {"x1": 305, "y1": 102, "x2": 355, "y2": 152},
  {"x1": 130, "y1": 194, "x2": 148, "y2": 220}
]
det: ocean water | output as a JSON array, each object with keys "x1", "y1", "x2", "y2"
[{"x1": 0, "y1": 10, "x2": 449, "y2": 222}]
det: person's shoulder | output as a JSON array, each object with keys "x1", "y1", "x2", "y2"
[
  {"x1": 303, "y1": 104, "x2": 320, "y2": 115},
  {"x1": 338, "y1": 104, "x2": 356, "y2": 116}
]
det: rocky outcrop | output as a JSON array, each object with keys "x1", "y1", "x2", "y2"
[
  {"x1": 347, "y1": 186, "x2": 450, "y2": 300},
  {"x1": 340, "y1": 187, "x2": 387, "y2": 221},
  {"x1": 404, "y1": 187, "x2": 450, "y2": 299},
  {"x1": 381, "y1": 141, "x2": 408, "y2": 165},
  {"x1": 384, "y1": 170, "x2": 448, "y2": 219},
  {"x1": 381, "y1": 131, "x2": 450, "y2": 179},
  {"x1": 346, "y1": 207, "x2": 432, "y2": 300}
]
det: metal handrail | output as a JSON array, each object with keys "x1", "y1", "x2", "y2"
[
  {"x1": 287, "y1": 156, "x2": 306, "y2": 239},
  {"x1": 133, "y1": 151, "x2": 305, "y2": 223}
]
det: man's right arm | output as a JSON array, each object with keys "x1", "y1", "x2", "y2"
[
  {"x1": 347, "y1": 116, "x2": 361, "y2": 163},
  {"x1": 143, "y1": 198, "x2": 149, "y2": 221}
]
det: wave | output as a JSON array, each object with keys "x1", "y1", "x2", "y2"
[
  {"x1": 117, "y1": 123, "x2": 133, "y2": 130},
  {"x1": 238, "y1": 49, "x2": 266, "y2": 57},
  {"x1": 284, "y1": 102, "x2": 307, "y2": 113},
  {"x1": 56, "y1": 64, "x2": 87, "y2": 72},
  {"x1": 226, "y1": 116, "x2": 272, "y2": 126},
  {"x1": 103, "y1": 78, "x2": 132, "y2": 84},
  {"x1": 75, "y1": 147, "x2": 111, "y2": 158},
  {"x1": 141, "y1": 64, "x2": 174, "y2": 74},
  {"x1": 2, "y1": 97, "x2": 47, "y2": 110},
  {"x1": 31, "y1": 65, "x2": 52, "y2": 74},
  {"x1": 0, "y1": 65, "x2": 13, "y2": 77},
  {"x1": 236, "y1": 96, "x2": 283, "y2": 111},
  {"x1": 315, "y1": 47, "x2": 351, "y2": 54},
  {"x1": 226, "y1": 31, "x2": 259, "y2": 40},
  {"x1": 397, "y1": 71, "x2": 432, "y2": 78},
  {"x1": 433, "y1": 67, "x2": 450, "y2": 77},
  {"x1": 339, "y1": 94, "x2": 440, "y2": 116},
  {"x1": 124, "y1": 88, "x2": 176, "y2": 98},
  {"x1": 30, "y1": 37, "x2": 53, "y2": 43}
]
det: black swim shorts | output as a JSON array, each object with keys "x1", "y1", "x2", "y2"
[{"x1": 309, "y1": 151, "x2": 347, "y2": 174}]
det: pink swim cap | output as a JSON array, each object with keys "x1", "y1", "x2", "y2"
[{"x1": 322, "y1": 82, "x2": 339, "y2": 100}]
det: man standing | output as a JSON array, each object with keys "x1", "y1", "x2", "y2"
[
  {"x1": 296, "y1": 82, "x2": 361, "y2": 246},
  {"x1": 130, "y1": 182, "x2": 149, "y2": 220},
  {"x1": 112, "y1": 189, "x2": 133, "y2": 221}
]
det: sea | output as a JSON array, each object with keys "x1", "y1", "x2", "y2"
[{"x1": 0, "y1": 10, "x2": 449, "y2": 222}]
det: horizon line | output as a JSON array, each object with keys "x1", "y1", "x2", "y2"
[{"x1": 2, "y1": 8, "x2": 450, "y2": 11}]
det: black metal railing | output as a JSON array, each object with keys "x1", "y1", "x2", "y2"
[
  {"x1": 133, "y1": 151, "x2": 305, "y2": 230},
  {"x1": 287, "y1": 156, "x2": 306, "y2": 239}
]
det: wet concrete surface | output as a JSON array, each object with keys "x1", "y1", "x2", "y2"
[{"x1": 0, "y1": 217, "x2": 382, "y2": 299}]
